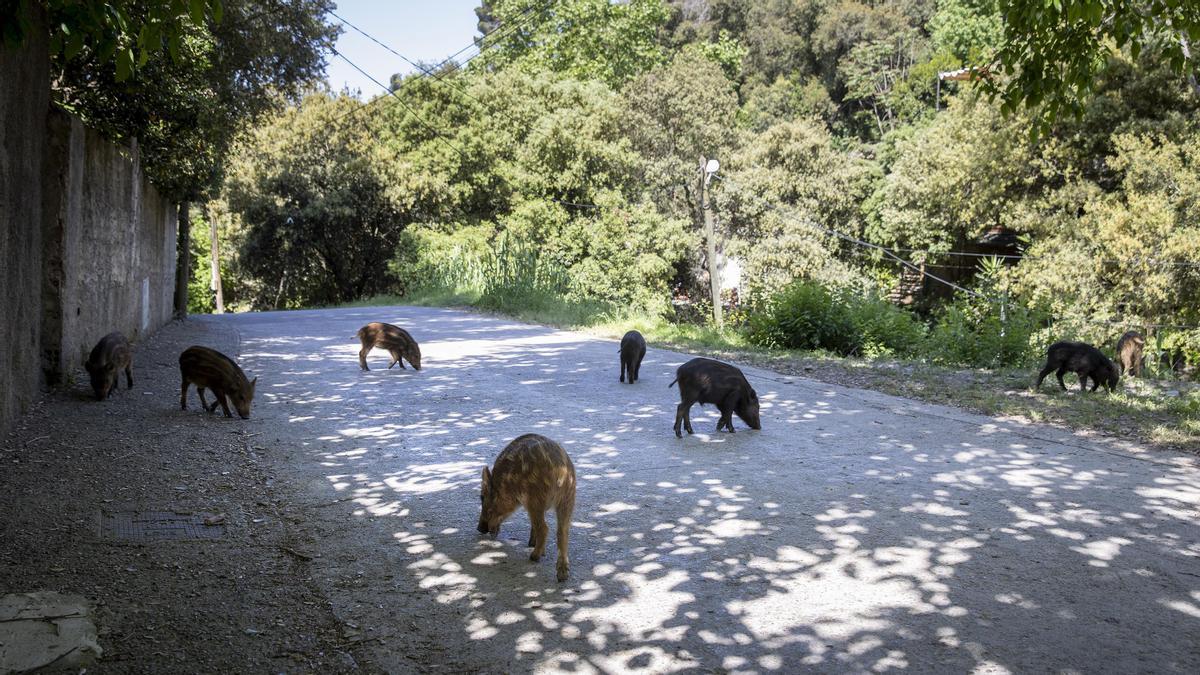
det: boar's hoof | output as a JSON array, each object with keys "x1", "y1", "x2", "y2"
[
  {"x1": 529, "y1": 551, "x2": 541, "y2": 562},
  {"x1": 556, "y1": 564, "x2": 569, "y2": 582}
]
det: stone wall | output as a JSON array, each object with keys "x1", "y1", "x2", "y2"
[
  {"x1": 43, "y1": 113, "x2": 178, "y2": 378},
  {"x1": 0, "y1": 17, "x2": 50, "y2": 436},
  {"x1": 1, "y1": 21, "x2": 178, "y2": 436}
]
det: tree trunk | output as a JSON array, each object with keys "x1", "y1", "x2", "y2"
[
  {"x1": 208, "y1": 204, "x2": 224, "y2": 313},
  {"x1": 173, "y1": 202, "x2": 191, "y2": 318}
]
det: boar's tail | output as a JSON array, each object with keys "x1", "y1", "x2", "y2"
[{"x1": 668, "y1": 378, "x2": 677, "y2": 388}]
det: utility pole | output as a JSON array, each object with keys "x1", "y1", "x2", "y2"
[
  {"x1": 208, "y1": 204, "x2": 224, "y2": 314},
  {"x1": 699, "y1": 156, "x2": 722, "y2": 328}
]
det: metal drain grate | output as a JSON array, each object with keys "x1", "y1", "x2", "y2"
[{"x1": 99, "y1": 511, "x2": 226, "y2": 542}]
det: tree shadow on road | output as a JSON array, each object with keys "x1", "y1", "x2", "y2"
[{"x1": 236, "y1": 307, "x2": 1200, "y2": 674}]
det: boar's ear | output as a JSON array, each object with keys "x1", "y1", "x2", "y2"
[
  {"x1": 749, "y1": 388, "x2": 758, "y2": 400},
  {"x1": 250, "y1": 377, "x2": 258, "y2": 394},
  {"x1": 481, "y1": 467, "x2": 492, "y2": 492}
]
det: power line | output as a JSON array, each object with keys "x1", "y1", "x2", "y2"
[
  {"x1": 327, "y1": 5, "x2": 603, "y2": 211},
  {"x1": 330, "y1": 1, "x2": 553, "y2": 126},
  {"x1": 891, "y1": 246, "x2": 1200, "y2": 268},
  {"x1": 330, "y1": 46, "x2": 470, "y2": 161}
]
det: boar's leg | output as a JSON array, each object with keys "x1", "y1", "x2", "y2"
[
  {"x1": 125, "y1": 364, "x2": 134, "y2": 389},
  {"x1": 620, "y1": 355, "x2": 626, "y2": 383},
  {"x1": 1055, "y1": 366, "x2": 1069, "y2": 391},
  {"x1": 717, "y1": 391, "x2": 741, "y2": 432},
  {"x1": 197, "y1": 386, "x2": 211, "y2": 412},
  {"x1": 674, "y1": 398, "x2": 697, "y2": 437},
  {"x1": 1035, "y1": 364, "x2": 1055, "y2": 389},
  {"x1": 180, "y1": 380, "x2": 190, "y2": 410},
  {"x1": 358, "y1": 346, "x2": 371, "y2": 371},
  {"x1": 213, "y1": 389, "x2": 233, "y2": 417},
  {"x1": 392, "y1": 351, "x2": 406, "y2": 369},
  {"x1": 555, "y1": 496, "x2": 573, "y2": 582},
  {"x1": 528, "y1": 507, "x2": 550, "y2": 562},
  {"x1": 633, "y1": 353, "x2": 642, "y2": 383},
  {"x1": 1088, "y1": 374, "x2": 1100, "y2": 393}
]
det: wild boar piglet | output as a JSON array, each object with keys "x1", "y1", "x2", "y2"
[
  {"x1": 85, "y1": 332, "x2": 133, "y2": 400},
  {"x1": 357, "y1": 322, "x2": 421, "y2": 371},
  {"x1": 179, "y1": 346, "x2": 257, "y2": 419},
  {"x1": 1115, "y1": 331, "x2": 1145, "y2": 378},
  {"x1": 478, "y1": 434, "x2": 576, "y2": 582}
]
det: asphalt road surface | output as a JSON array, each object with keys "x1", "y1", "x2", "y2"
[{"x1": 216, "y1": 305, "x2": 1199, "y2": 673}]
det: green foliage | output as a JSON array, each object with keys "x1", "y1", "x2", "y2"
[
  {"x1": 225, "y1": 92, "x2": 406, "y2": 308},
  {"x1": 480, "y1": 0, "x2": 670, "y2": 86},
  {"x1": 2, "y1": 0, "x2": 224, "y2": 80},
  {"x1": 746, "y1": 280, "x2": 927, "y2": 358},
  {"x1": 986, "y1": 0, "x2": 1200, "y2": 129},
  {"x1": 928, "y1": 0, "x2": 1001, "y2": 63},
  {"x1": 927, "y1": 258, "x2": 1045, "y2": 368},
  {"x1": 865, "y1": 95, "x2": 1040, "y2": 255},
  {"x1": 722, "y1": 118, "x2": 877, "y2": 300},
  {"x1": 33, "y1": 1, "x2": 337, "y2": 202},
  {"x1": 389, "y1": 226, "x2": 490, "y2": 298}
]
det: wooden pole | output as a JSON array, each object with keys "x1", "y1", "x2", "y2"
[{"x1": 208, "y1": 204, "x2": 224, "y2": 314}]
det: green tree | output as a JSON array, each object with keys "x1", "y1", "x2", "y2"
[
  {"x1": 44, "y1": 0, "x2": 337, "y2": 201},
  {"x1": 2, "y1": 0, "x2": 224, "y2": 80},
  {"x1": 987, "y1": 0, "x2": 1200, "y2": 126},
  {"x1": 722, "y1": 118, "x2": 877, "y2": 300},
  {"x1": 225, "y1": 93, "x2": 407, "y2": 308},
  {"x1": 865, "y1": 95, "x2": 1040, "y2": 257},
  {"x1": 480, "y1": 0, "x2": 670, "y2": 87},
  {"x1": 1014, "y1": 131, "x2": 1200, "y2": 349}
]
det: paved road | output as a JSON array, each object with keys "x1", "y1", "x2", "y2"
[{"x1": 214, "y1": 305, "x2": 1200, "y2": 673}]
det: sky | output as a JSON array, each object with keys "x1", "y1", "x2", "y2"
[{"x1": 324, "y1": 0, "x2": 482, "y2": 99}]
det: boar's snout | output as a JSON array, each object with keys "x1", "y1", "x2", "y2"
[
  {"x1": 87, "y1": 363, "x2": 114, "y2": 400},
  {"x1": 739, "y1": 390, "x2": 762, "y2": 430}
]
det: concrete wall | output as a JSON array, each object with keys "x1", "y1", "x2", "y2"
[
  {"x1": 1, "y1": 17, "x2": 50, "y2": 436},
  {"x1": 1, "y1": 21, "x2": 178, "y2": 436},
  {"x1": 44, "y1": 113, "x2": 178, "y2": 376}
]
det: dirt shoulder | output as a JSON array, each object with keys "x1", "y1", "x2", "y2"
[{"x1": 0, "y1": 318, "x2": 359, "y2": 673}]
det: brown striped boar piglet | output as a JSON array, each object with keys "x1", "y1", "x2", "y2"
[
  {"x1": 357, "y1": 322, "x2": 421, "y2": 371},
  {"x1": 179, "y1": 346, "x2": 257, "y2": 419},
  {"x1": 85, "y1": 332, "x2": 133, "y2": 400},
  {"x1": 1116, "y1": 330, "x2": 1145, "y2": 377},
  {"x1": 619, "y1": 330, "x2": 646, "y2": 383},
  {"x1": 671, "y1": 357, "x2": 761, "y2": 437},
  {"x1": 478, "y1": 434, "x2": 576, "y2": 582}
]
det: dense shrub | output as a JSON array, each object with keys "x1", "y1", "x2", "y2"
[
  {"x1": 925, "y1": 259, "x2": 1046, "y2": 368},
  {"x1": 746, "y1": 280, "x2": 926, "y2": 357}
]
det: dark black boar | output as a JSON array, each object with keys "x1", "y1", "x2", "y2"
[
  {"x1": 1036, "y1": 341, "x2": 1120, "y2": 393},
  {"x1": 179, "y1": 346, "x2": 257, "y2": 418},
  {"x1": 1116, "y1": 331, "x2": 1145, "y2": 377},
  {"x1": 85, "y1": 332, "x2": 133, "y2": 400},
  {"x1": 619, "y1": 330, "x2": 646, "y2": 383},
  {"x1": 357, "y1": 322, "x2": 422, "y2": 371},
  {"x1": 670, "y1": 357, "x2": 761, "y2": 437}
]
